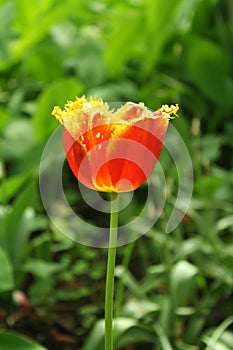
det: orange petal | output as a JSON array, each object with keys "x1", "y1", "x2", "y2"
[{"x1": 63, "y1": 115, "x2": 168, "y2": 192}]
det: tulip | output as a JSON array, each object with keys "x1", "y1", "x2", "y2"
[
  {"x1": 52, "y1": 96, "x2": 178, "y2": 192},
  {"x1": 52, "y1": 95, "x2": 178, "y2": 350}
]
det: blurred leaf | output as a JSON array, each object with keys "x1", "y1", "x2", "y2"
[
  {"x1": 88, "y1": 80, "x2": 137, "y2": 102},
  {"x1": 194, "y1": 175, "x2": 224, "y2": 199},
  {"x1": 104, "y1": 7, "x2": 141, "y2": 76},
  {"x1": 74, "y1": 34, "x2": 106, "y2": 86},
  {"x1": 118, "y1": 325, "x2": 155, "y2": 348},
  {"x1": 81, "y1": 318, "x2": 137, "y2": 350},
  {"x1": 200, "y1": 135, "x2": 223, "y2": 163},
  {"x1": 0, "y1": 118, "x2": 35, "y2": 159},
  {"x1": 216, "y1": 215, "x2": 233, "y2": 231},
  {"x1": 115, "y1": 265, "x2": 145, "y2": 299},
  {"x1": 170, "y1": 260, "x2": 198, "y2": 307},
  {"x1": 0, "y1": 108, "x2": 11, "y2": 129},
  {"x1": 2, "y1": 180, "x2": 38, "y2": 266},
  {"x1": 203, "y1": 317, "x2": 233, "y2": 350},
  {"x1": 123, "y1": 299, "x2": 160, "y2": 319},
  {"x1": 0, "y1": 330, "x2": 47, "y2": 349},
  {"x1": 186, "y1": 36, "x2": 233, "y2": 105},
  {"x1": 22, "y1": 258, "x2": 67, "y2": 279},
  {"x1": 0, "y1": 1, "x2": 15, "y2": 65},
  {"x1": 0, "y1": 246, "x2": 14, "y2": 291},
  {"x1": 142, "y1": 0, "x2": 200, "y2": 73},
  {"x1": 24, "y1": 40, "x2": 64, "y2": 82},
  {"x1": 33, "y1": 78, "x2": 83, "y2": 140},
  {"x1": 190, "y1": 250, "x2": 233, "y2": 286},
  {"x1": 12, "y1": 0, "x2": 79, "y2": 61},
  {"x1": 28, "y1": 278, "x2": 55, "y2": 305},
  {"x1": 0, "y1": 170, "x2": 31, "y2": 203},
  {"x1": 175, "y1": 0, "x2": 202, "y2": 33},
  {"x1": 153, "y1": 323, "x2": 173, "y2": 350}
]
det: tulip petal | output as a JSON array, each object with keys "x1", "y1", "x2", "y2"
[{"x1": 53, "y1": 96, "x2": 178, "y2": 192}]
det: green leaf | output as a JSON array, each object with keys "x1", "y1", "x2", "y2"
[
  {"x1": 12, "y1": 0, "x2": 79, "y2": 61},
  {"x1": 186, "y1": 36, "x2": 233, "y2": 105},
  {"x1": 200, "y1": 135, "x2": 223, "y2": 163},
  {"x1": 104, "y1": 7, "x2": 141, "y2": 76},
  {"x1": 0, "y1": 171, "x2": 31, "y2": 203},
  {"x1": 170, "y1": 260, "x2": 198, "y2": 308},
  {"x1": 22, "y1": 258, "x2": 66, "y2": 279},
  {"x1": 74, "y1": 35, "x2": 106, "y2": 86},
  {"x1": 2, "y1": 180, "x2": 38, "y2": 267},
  {"x1": 0, "y1": 246, "x2": 14, "y2": 291},
  {"x1": 118, "y1": 325, "x2": 155, "y2": 348},
  {"x1": 0, "y1": 108, "x2": 11, "y2": 130},
  {"x1": 115, "y1": 265, "x2": 145, "y2": 299},
  {"x1": 153, "y1": 324, "x2": 173, "y2": 350},
  {"x1": 203, "y1": 318, "x2": 233, "y2": 350},
  {"x1": 81, "y1": 318, "x2": 137, "y2": 350},
  {"x1": 0, "y1": 330, "x2": 47, "y2": 350},
  {"x1": 217, "y1": 215, "x2": 233, "y2": 231},
  {"x1": 142, "y1": 0, "x2": 194, "y2": 73},
  {"x1": 0, "y1": 119, "x2": 35, "y2": 160},
  {"x1": 123, "y1": 299, "x2": 160, "y2": 319},
  {"x1": 0, "y1": 1, "x2": 15, "y2": 66},
  {"x1": 33, "y1": 78, "x2": 83, "y2": 140}
]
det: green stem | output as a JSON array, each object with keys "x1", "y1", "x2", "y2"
[{"x1": 105, "y1": 192, "x2": 119, "y2": 350}]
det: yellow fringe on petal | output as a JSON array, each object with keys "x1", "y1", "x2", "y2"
[
  {"x1": 158, "y1": 104, "x2": 179, "y2": 119},
  {"x1": 51, "y1": 95, "x2": 104, "y2": 124}
]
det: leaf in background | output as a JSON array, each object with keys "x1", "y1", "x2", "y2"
[
  {"x1": 170, "y1": 260, "x2": 198, "y2": 308},
  {"x1": 0, "y1": 330, "x2": 47, "y2": 350},
  {"x1": 88, "y1": 80, "x2": 138, "y2": 104},
  {"x1": 0, "y1": 118, "x2": 35, "y2": 160},
  {"x1": 122, "y1": 299, "x2": 160, "y2": 320},
  {"x1": 200, "y1": 135, "x2": 223, "y2": 163},
  {"x1": 0, "y1": 1, "x2": 15, "y2": 66},
  {"x1": 2, "y1": 180, "x2": 38, "y2": 267},
  {"x1": 74, "y1": 34, "x2": 106, "y2": 87},
  {"x1": 22, "y1": 258, "x2": 67, "y2": 279},
  {"x1": 0, "y1": 246, "x2": 14, "y2": 291},
  {"x1": 186, "y1": 36, "x2": 233, "y2": 106},
  {"x1": 153, "y1": 323, "x2": 173, "y2": 350},
  {"x1": 115, "y1": 265, "x2": 146, "y2": 299},
  {"x1": 142, "y1": 0, "x2": 197, "y2": 73},
  {"x1": 117, "y1": 325, "x2": 156, "y2": 348},
  {"x1": 217, "y1": 215, "x2": 233, "y2": 231},
  {"x1": 203, "y1": 319, "x2": 233, "y2": 350},
  {"x1": 12, "y1": 0, "x2": 79, "y2": 61},
  {"x1": 0, "y1": 170, "x2": 31, "y2": 203},
  {"x1": 33, "y1": 78, "x2": 83, "y2": 140},
  {"x1": 104, "y1": 7, "x2": 141, "y2": 76},
  {"x1": 0, "y1": 108, "x2": 11, "y2": 130},
  {"x1": 23, "y1": 40, "x2": 64, "y2": 82},
  {"x1": 81, "y1": 318, "x2": 137, "y2": 350}
]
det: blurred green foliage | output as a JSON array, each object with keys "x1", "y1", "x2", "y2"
[{"x1": 0, "y1": 0, "x2": 233, "y2": 349}]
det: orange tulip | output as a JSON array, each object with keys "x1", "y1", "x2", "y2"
[{"x1": 52, "y1": 96, "x2": 178, "y2": 192}]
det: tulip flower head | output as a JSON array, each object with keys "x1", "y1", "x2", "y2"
[{"x1": 52, "y1": 96, "x2": 178, "y2": 192}]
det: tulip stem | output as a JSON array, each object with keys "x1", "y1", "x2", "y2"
[{"x1": 105, "y1": 192, "x2": 119, "y2": 350}]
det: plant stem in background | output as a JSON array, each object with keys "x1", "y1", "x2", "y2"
[{"x1": 105, "y1": 192, "x2": 119, "y2": 350}]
